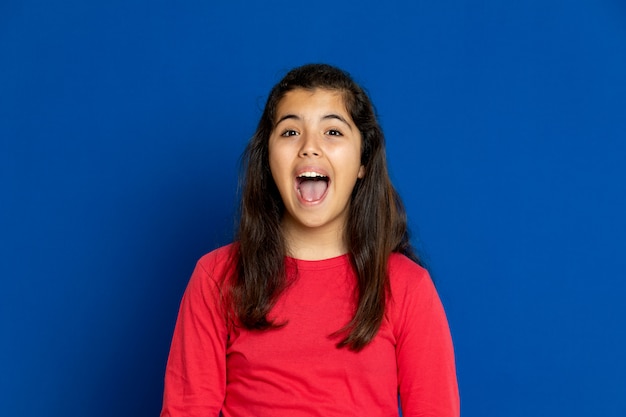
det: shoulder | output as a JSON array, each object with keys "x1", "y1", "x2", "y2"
[
  {"x1": 387, "y1": 252, "x2": 440, "y2": 314},
  {"x1": 388, "y1": 252, "x2": 431, "y2": 289},
  {"x1": 188, "y1": 243, "x2": 239, "y2": 293},
  {"x1": 183, "y1": 243, "x2": 238, "y2": 311},
  {"x1": 196, "y1": 243, "x2": 238, "y2": 277}
]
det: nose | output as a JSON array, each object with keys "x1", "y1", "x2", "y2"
[{"x1": 299, "y1": 132, "x2": 321, "y2": 157}]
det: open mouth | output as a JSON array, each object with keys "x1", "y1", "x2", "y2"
[{"x1": 296, "y1": 172, "x2": 329, "y2": 202}]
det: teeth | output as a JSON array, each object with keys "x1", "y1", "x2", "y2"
[{"x1": 298, "y1": 171, "x2": 327, "y2": 178}]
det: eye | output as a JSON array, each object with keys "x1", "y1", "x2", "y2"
[
  {"x1": 280, "y1": 129, "x2": 299, "y2": 137},
  {"x1": 326, "y1": 129, "x2": 343, "y2": 136}
]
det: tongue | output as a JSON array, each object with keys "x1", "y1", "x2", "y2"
[{"x1": 299, "y1": 179, "x2": 327, "y2": 202}]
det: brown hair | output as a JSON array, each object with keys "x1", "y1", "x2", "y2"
[{"x1": 233, "y1": 63, "x2": 420, "y2": 350}]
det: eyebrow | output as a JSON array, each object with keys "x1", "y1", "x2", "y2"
[
  {"x1": 274, "y1": 113, "x2": 353, "y2": 131},
  {"x1": 323, "y1": 114, "x2": 353, "y2": 130},
  {"x1": 275, "y1": 114, "x2": 300, "y2": 126}
]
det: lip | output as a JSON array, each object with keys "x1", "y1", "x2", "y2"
[
  {"x1": 294, "y1": 166, "x2": 331, "y2": 205},
  {"x1": 294, "y1": 166, "x2": 330, "y2": 178}
]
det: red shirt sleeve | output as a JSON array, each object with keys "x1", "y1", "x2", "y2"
[
  {"x1": 161, "y1": 255, "x2": 229, "y2": 417},
  {"x1": 390, "y1": 256, "x2": 460, "y2": 417}
]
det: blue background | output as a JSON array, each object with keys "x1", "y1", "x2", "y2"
[{"x1": 1, "y1": 1, "x2": 625, "y2": 416}]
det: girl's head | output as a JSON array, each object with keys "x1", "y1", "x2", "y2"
[{"x1": 241, "y1": 64, "x2": 393, "y2": 242}]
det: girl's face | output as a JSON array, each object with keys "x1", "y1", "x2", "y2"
[{"x1": 268, "y1": 88, "x2": 365, "y2": 244}]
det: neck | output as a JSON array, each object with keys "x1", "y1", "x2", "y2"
[{"x1": 281, "y1": 219, "x2": 348, "y2": 261}]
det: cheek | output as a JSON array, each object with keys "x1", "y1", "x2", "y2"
[
  {"x1": 349, "y1": 144, "x2": 364, "y2": 175},
  {"x1": 268, "y1": 147, "x2": 289, "y2": 188},
  {"x1": 267, "y1": 143, "x2": 280, "y2": 174}
]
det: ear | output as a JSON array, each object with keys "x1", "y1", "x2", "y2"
[{"x1": 357, "y1": 165, "x2": 365, "y2": 179}]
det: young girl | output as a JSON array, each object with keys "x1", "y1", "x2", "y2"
[{"x1": 161, "y1": 64, "x2": 459, "y2": 416}]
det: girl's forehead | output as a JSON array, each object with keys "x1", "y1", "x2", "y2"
[{"x1": 275, "y1": 88, "x2": 350, "y2": 118}]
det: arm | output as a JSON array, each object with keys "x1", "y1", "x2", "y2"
[
  {"x1": 393, "y1": 262, "x2": 460, "y2": 417},
  {"x1": 161, "y1": 257, "x2": 229, "y2": 417}
]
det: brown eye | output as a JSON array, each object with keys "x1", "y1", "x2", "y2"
[
  {"x1": 281, "y1": 129, "x2": 298, "y2": 137},
  {"x1": 326, "y1": 129, "x2": 343, "y2": 136}
]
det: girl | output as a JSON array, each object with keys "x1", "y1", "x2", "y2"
[{"x1": 161, "y1": 64, "x2": 459, "y2": 416}]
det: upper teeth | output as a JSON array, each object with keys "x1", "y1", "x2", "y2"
[{"x1": 299, "y1": 172, "x2": 326, "y2": 178}]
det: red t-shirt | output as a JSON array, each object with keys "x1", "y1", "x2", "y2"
[{"x1": 161, "y1": 244, "x2": 459, "y2": 417}]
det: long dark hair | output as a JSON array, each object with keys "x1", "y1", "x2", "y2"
[{"x1": 233, "y1": 63, "x2": 420, "y2": 351}]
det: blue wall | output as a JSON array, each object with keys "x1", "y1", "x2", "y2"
[{"x1": 1, "y1": 1, "x2": 625, "y2": 416}]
